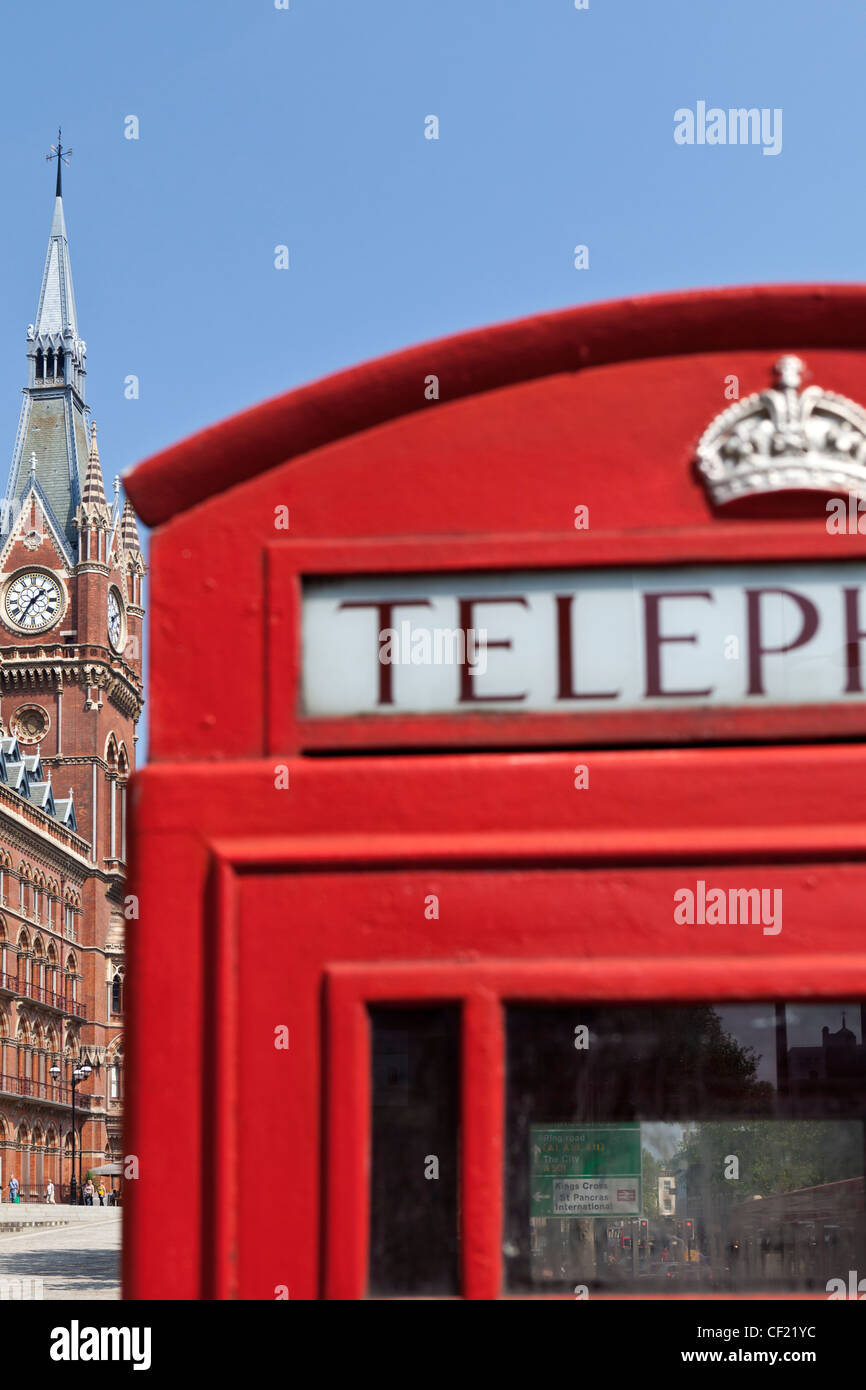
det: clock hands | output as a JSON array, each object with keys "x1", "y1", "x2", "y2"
[{"x1": 9, "y1": 576, "x2": 58, "y2": 627}]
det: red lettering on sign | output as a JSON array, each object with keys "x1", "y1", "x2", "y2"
[
  {"x1": 555, "y1": 594, "x2": 620, "y2": 701},
  {"x1": 844, "y1": 586, "x2": 866, "y2": 694},
  {"x1": 338, "y1": 598, "x2": 432, "y2": 705},
  {"x1": 644, "y1": 591, "x2": 714, "y2": 698},
  {"x1": 457, "y1": 596, "x2": 529, "y2": 702},
  {"x1": 746, "y1": 588, "x2": 819, "y2": 696}
]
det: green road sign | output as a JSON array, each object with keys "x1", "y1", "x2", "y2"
[{"x1": 530, "y1": 1124, "x2": 642, "y2": 1217}]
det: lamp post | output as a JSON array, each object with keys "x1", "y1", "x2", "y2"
[{"x1": 49, "y1": 1052, "x2": 99, "y2": 1204}]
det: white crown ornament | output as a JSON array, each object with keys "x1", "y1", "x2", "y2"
[{"x1": 696, "y1": 356, "x2": 866, "y2": 505}]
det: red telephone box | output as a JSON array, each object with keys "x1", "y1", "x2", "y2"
[{"x1": 123, "y1": 284, "x2": 866, "y2": 1300}]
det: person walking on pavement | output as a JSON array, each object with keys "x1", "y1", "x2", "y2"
[
  {"x1": 84, "y1": 1178, "x2": 94, "y2": 1206},
  {"x1": 8, "y1": 1175, "x2": 19, "y2": 1204},
  {"x1": 45, "y1": 1179, "x2": 55, "y2": 1204},
  {"x1": 97, "y1": 1181, "x2": 106, "y2": 1207}
]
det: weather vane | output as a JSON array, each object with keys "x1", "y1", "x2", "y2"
[{"x1": 46, "y1": 127, "x2": 72, "y2": 196}]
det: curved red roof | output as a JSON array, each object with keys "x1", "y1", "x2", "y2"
[{"x1": 123, "y1": 282, "x2": 866, "y2": 528}]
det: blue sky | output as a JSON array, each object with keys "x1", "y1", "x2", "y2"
[
  {"x1": 1, "y1": 0, "x2": 864, "y2": 486},
  {"x1": 0, "y1": 0, "x2": 864, "y2": 756}
]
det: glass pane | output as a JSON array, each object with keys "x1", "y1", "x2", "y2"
[
  {"x1": 368, "y1": 1006, "x2": 460, "y2": 1296},
  {"x1": 505, "y1": 1001, "x2": 866, "y2": 1293}
]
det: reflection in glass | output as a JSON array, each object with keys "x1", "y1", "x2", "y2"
[
  {"x1": 505, "y1": 1002, "x2": 866, "y2": 1293},
  {"x1": 368, "y1": 1006, "x2": 460, "y2": 1296}
]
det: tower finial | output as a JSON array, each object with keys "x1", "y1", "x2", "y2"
[
  {"x1": 46, "y1": 127, "x2": 72, "y2": 198},
  {"x1": 8, "y1": 131, "x2": 86, "y2": 558}
]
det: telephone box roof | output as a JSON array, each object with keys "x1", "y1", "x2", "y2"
[{"x1": 124, "y1": 283, "x2": 866, "y2": 529}]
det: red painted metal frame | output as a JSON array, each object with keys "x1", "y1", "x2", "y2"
[
  {"x1": 122, "y1": 285, "x2": 866, "y2": 1301},
  {"x1": 124, "y1": 746, "x2": 866, "y2": 1299},
  {"x1": 125, "y1": 284, "x2": 866, "y2": 529},
  {"x1": 131, "y1": 308, "x2": 866, "y2": 766},
  {"x1": 325, "y1": 958, "x2": 866, "y2": 1301},
  {"x1": 207, "y1": 852, "x2": 240, "y2": 1302},
  {"x1": 267, "y1": 528, "x2": 866, "y2": 754}
]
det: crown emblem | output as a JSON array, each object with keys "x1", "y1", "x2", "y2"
[{"x1": 696, "y1": 356, "x2": 866, "y2": 505}]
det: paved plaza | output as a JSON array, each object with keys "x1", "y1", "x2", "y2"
[{"x1": 0, "y1": 1212, "x2": 120, "y2": 1300}]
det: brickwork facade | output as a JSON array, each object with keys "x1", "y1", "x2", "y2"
[{"x1": 0, "y1": 164, "x2": 144, "y2": 1201}]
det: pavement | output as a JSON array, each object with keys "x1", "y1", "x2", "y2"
[{"x1": 0, "y1": 1209, "x2": 120, "y2": 1300}]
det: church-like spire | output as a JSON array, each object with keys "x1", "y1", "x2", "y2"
[
  {"x1": 35, "y1": 135, "x2": 79, "y2": 346},
  {"x1": 3, "y1": 133, "x2": 90, "y2": 557},
  {"x1": 81, "y1": 424, "x2": 108, "y2": 509},
  {"x1": 75, "y1": 423, "x2": 112, "y2": 554}
]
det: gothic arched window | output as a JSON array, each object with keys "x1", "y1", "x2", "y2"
[{"x1": 65, "y1": 954, "x2": 77, "y2": 1009}]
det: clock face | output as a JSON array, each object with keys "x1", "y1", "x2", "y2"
[
  {"x1": 108, "y1": 589, "x2": 123, "y2": 651},
  {"x1": 5, "y1": 571, "x2": 62, "y2": 631}
]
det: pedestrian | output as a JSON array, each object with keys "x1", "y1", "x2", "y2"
[
  {"x1": 110, "y1": 1186, "x2": 119, "y2": 1207},
  {"x1": 8, "y1": 1175, "x2": 18, "y2": 1204},
  {"x1": 45, "y1": 1179, "x2": 55, "y2": 1205},
  {"x1": 97, "y1": 1182, "x2": 106, "y2": 1207},
  {"x1": 84, "y1": 1178, "x2": 94, "y2": 1206}
]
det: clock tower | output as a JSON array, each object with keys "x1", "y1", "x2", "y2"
[{"x1": 0, "y1": 141, "x2": 144, "y2": 1188}]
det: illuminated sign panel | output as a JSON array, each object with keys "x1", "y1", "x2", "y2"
[{"x1": 302, "y1": 563, "x2": 866, "y2": 717}]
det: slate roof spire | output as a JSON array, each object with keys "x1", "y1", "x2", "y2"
[
  {"x1": 120, "y1": 496, "x2": 142, "y2": 555},
  {"x1": 37, "y1": 129, "x2": 78, "y2": 346},
  {"x1": 3, "y1": 133, "x2": 90, "y2": 557},
  {"x1": 81, "y1": 424, "x2": 109, "y2": 509},
  {"x1": 76, "y1": 423, "x2": 112, "y2": 543}
]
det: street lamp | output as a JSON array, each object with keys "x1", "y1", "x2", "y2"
[{"x1": 49, "y1": 1051, "x2": 99, "y2": 1204}]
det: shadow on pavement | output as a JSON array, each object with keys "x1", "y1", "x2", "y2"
[{"x1": 0, "y1": 1244, "x2": 120, "y2": 1292}]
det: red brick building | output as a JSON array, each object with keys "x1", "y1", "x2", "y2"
[{"x1": 0, "y1": 156, "x2": 144, "y2": 1200}]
